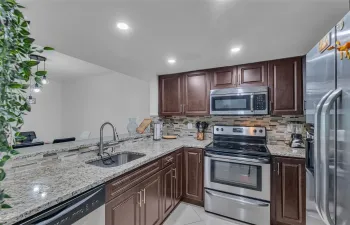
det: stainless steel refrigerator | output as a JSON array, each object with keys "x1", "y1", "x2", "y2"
[{"x1": 305, "y1": 10, "x2": 350, "y2": 225}]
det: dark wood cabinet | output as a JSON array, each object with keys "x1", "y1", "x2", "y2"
[
  {"x1": 183, "y1": 148, "x2": 203, "y2": 205},
  {"x1": 210, "y1": 67, "x2": 236, "y2": 89},
  {"x1": 268, "y1": 57, "x2": 303, "y2": 115},
  {"x1": 159, "y1": 74, "x2": 183, "y2": 116},
  {"x1": 237, "y1": 62, "x2": 268, "y2": 87},
  {"x1": 183, "y1": 72, "x2": 210, "y2": 115},
  {"x1": 161, "y1": 165, "x2": 174, "y2": 220},
  {"x1": 271, "y1": 157, "x2": 306, "y2": 225},
  {"x1": 174, "y1": 150, "x2": 183, "y2": 205},
  {"x1": 106, "y1": 185, "x2": 141, "y2": 225},
  {"x1": 141, "y1": 172, "x2": 162, "y2": 225}
]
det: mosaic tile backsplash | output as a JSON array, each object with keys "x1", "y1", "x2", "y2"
[{"x1": 155, "y1": 115, "x2": 306, "y2": 145}]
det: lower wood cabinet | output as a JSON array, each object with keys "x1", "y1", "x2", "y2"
[
  {"x1": 271, "y1": 156, "x2": 306, "y2": 225},
  {"x1": 183, "y1": 148, "x2": 203, "y2": 205},
  {"x1": 161, "y1": 165, "x2": 174, "y2": 219},
  {"x1": 106, "y1": 183, "x2": 141, "y2": 225},
  {"x1": 106, "y1": 149, "x2": 185, "y2": 225}
]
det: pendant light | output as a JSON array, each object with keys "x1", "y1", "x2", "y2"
[{"x1": 41, "y1": 59, "x2": 49, "y2": 85}]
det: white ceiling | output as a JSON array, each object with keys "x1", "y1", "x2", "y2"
[
  {"x1": 37, "y1": 50, "x2": 113, "y2": 81},
  {"x1": 21, "y1": 0, "x2": 349, "y2": 81}
]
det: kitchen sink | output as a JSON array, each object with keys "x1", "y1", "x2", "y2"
[{"x1": 86, "y1": 152, "x2": 146, "y2": 168}]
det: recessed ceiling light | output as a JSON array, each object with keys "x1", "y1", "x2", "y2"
[
  {"x1": 167, "y1": 58, "x2": 176, "y2": 64},
  {"x1": 231, "y1": 47, "x2": 241, "y2": 53},
  {"x1": 116, "y1": 22, "x2": 129, "y2": 30}
]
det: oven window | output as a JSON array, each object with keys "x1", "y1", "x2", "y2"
[
  {"x1": 211, "y1": 160, "x2": 262, "y2": 191},
  {"x1": 211, "y1": 95, "x2": 250, "y2": 111}
]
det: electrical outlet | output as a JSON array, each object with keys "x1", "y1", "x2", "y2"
[{"x1": 187, "y1": 123, "x2": 193, "y2": 129}]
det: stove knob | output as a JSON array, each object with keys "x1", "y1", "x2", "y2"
[
  {"x1": 259, "y1": 129, "x2": 263, "y2": 133},
  {"x1": 216, "y1": 128, "x2": 219, "y2": 131},
  {"x1": 253, "y1": 129, "x2": 257, "y2": 133},
  {"x1": 221, "y1": 128, "x2": 224, "y2": 131}
]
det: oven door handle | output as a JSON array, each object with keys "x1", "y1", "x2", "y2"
[
  {"x1": 205, "y1": 152, "x2": 269, "y2": 164},
  {"x1": 205, "y1": 190, "x2": 269, "y2": 207}
]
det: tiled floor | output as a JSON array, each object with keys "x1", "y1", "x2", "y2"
[{"x1": 163, "y1": 202, "x2": 243, "y2": 225}]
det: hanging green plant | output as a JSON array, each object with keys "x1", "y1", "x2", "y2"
[{"x1": 0, "y1": 0, "x2": 54, "y2": 210}]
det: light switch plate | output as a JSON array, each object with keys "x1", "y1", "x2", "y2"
[{"x1": 187, "y1": 123, "x2": 193, "y2": 129}]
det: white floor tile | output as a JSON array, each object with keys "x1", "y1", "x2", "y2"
[
  {"x1": 164, "y1": 202, "x2": 242, "y2": 225},
  {"x1": 163, "y1": 202, "x2": 201, "y2": 225}
]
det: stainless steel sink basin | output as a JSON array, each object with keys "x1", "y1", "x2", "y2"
[{"x1": 86, "y1": 152, "x2": 146, "y2": 168}]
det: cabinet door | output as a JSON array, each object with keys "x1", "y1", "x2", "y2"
[
  {"x1": 106, "y1": 185, "x2": 141, "y2": 225},
  {"x1": 159, "y1": 74, "x2": 183, "y2": 116},
  {"x1": 174, "y1": 150, "x2": 183, "y2": 205},
  {"x1": 161, "y1": 165, "x2": 174, "y2": 219},
  {"x1": 211, "y1": 67, "x2": 237, "y2": 89},
  {"x1": 237, "y1": 62, "x2": 268, "y2": 87},
  {"x1": 271, "y1": 157, "x2": 306, "y2": 225},
  {"x1": 268, "y1": 57, "x2": 303, "y2": 115},
  {"x1": 140, "y1": 172, "x2": 162, "y2": 225},
  {"x1": 183, "y1": 72, "x2": 210, "y2": 115},
  {"x1": 183, "y1": 148, "x2": 203, "y2": 203}
]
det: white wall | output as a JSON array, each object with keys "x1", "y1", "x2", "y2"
[
  {"x1": 61, "y1": 72, "x2": 150, "y2": 139},
  {"x1": 149, "y1": 76, "x2": 159, "y2": 116},
  {"x1": 22, "y1": 80, "x2": 63, "y2": 142}
]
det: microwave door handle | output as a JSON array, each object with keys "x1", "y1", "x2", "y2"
[
  {"x1": 250, "y1": 94, "x2": 254, "y2": 112},
  {"x1": 320, "y1": 88, "x2": 342, "y2": 225},
  {"x1": 314, "y1": 90, "x2": 334, "y2": 218}
]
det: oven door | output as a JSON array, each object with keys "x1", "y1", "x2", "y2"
[{"x1": 204, "y1": 152, "x2": 270, "y2": 201}]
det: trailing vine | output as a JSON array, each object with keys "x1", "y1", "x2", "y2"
[{"x1": 0, "y1": 0, "x2": 53, "y2": 210}]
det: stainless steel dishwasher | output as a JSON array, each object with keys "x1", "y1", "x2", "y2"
[{"x1": 18, "y1": 185, "x2": 105, "y2": 225}]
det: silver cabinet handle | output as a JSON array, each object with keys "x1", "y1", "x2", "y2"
[
  {"x1": 277, "y1": 162, "x2": 280, "y2": 175},
  {"x1": 314, "y1": 90, "x2": 333, "y2": 218},
  {"x1": 320, "y1": 88, "x2": 342, "y2": 225},
  {"x1": 138, "y1": 191, "x2": 142, "y2": 207},
  {"x1": 205, "y1": 190, "x2": 269, "y2": 207},
  {"x1": 143, "y1": 189, "x2": 146, "y2": 204},
  {"x1": 198, "y1": 153, "x2": 201, "y2": 163},
  {"x1": 172, "y1": 168, "x2": 177, "y2": 179},
  {"x1": 250, "y1": 94, "x2": 254, "y2": 112}
]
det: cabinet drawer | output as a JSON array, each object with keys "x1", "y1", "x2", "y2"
[
  {"x1": 106, "y1": 159, "x2": 162, "y2": 202},
  {"x1": 162, "y1": 153, "x2": 175, "y2": 168}
]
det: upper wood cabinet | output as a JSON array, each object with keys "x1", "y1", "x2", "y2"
[
  {"x1": 183, "y1": 72, "x2": 210, "y2": 115},
  {"x1": 271, "y1": 156, "x2": 306, "y2": 225},
  {"x1": 210, "y1": 67, "x2": 237, "y2": 89},
  {"x1": 237, "y1": 62, "x2": 268, "y2": 87},
  {"x1": 268, "y1": 57, "x2": 303, "y2": 115},
  {"x1": 183, "y1": 148, "x2": 203, "y2": 205},
  {"x1": 159, "y1": 72, "x2": 210, "y2": 116},
  {"x1": 158, "y1": 74, "x2": 183, "y2": 116}
]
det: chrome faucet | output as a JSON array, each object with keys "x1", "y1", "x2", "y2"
[{"x1": 99, "y1": 122, "x2": 118, "y2": 156}]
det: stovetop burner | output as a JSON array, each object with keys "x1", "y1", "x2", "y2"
[{"x1": 205, "y1": 125, "x2": 270, "y2": 157}]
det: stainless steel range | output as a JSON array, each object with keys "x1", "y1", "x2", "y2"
[{"x1": 204, "y1": 125, "x2": 271, "y2": 225}]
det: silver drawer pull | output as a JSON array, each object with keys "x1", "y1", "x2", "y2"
[{"x1": 205, "y1": 190, "x2": 269, "y2": 207}]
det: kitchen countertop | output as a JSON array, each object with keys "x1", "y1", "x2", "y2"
[
  {"x1": 13, "y1": 133, "x2": 151, "y2": 160},
  {"x1": 267, "y1": 144, "x2": 305, "y2": 159},
  {"x1": 0, "y1": 137, "x2": 211, "y2": 225}
]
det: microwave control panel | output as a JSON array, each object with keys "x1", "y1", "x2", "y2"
[{"x1": 254, "y1": 94, "x2": 267, "y2": 110}]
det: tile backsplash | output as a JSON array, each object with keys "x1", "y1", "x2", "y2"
[{"x1": 155, "y1": 115, "x2": 305, "y2": 145}]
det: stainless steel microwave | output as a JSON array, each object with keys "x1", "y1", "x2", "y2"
[{"x1": 210, "y1": 86, "x2": 269, "y2": 115}]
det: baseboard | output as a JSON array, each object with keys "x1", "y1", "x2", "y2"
[{"x1": 181, "y1": 197, "x2": 204, "y2": 207}]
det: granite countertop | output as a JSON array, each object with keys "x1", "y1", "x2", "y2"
[
  {"x1": 0, "y1": 137, "x2": 211, "y2": 225},
  {"x1": 14, "y1": 133, "x2": 151, "y2": 160},
  {"x1": 267, "y1": 144, "x2": 305, "y2": 159}
]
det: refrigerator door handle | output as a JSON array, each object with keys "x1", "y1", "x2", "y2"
[
  {"x1": 314, "y1": 90, "x2": 334, "y2": 219},
  {"x1": 320, "y1": 88, "x2": 342, "y2": 225}
]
